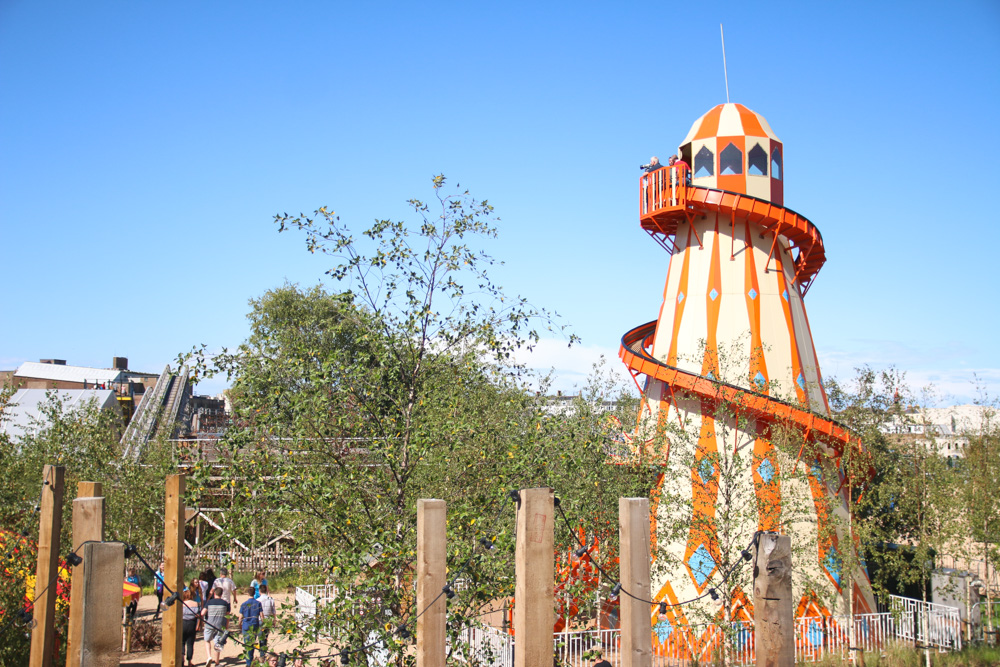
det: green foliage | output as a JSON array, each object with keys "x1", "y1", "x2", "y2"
[
  {"x1": 0, "y1": 391, "x2": 177, "y2": 552},
  {"x1": 183, "y1": 177, "x2": 654, "y2": 660}
]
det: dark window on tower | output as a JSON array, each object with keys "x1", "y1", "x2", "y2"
[
  {"x1": 748, "y1": 144, "x2": 768, "y2": 176},
  {"x1": 720, "y1": 143, "x2": 743, "y2": 175},
  {"x1": 771, "y1": 148, "x2": 782, "y2": 181},
  {"x1": 695, "y1": 146, "x2": 714, "y2": 178}
]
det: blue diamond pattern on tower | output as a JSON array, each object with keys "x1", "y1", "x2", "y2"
[
  {"x1": 782, "y1": 288, "x2": 789, "y2": 301},
  {"x1": 754, "y1": 371, "x2": 766, "y2": 388},
  {"x1": 757, "y1": 458, "x2": 775, "y2": 484},
  {"x1": 654, "y1": 619, "x2": 674, "y2": 642},
  {"x1": 823, "y1": 551, "x2": 842, "y2": 587},
  {"x1": 698, "y1": 458, "x2": 714, "y2": 484},
  {"x1": 796, "y1": 373, "x2": 806, "y2": 390},
  {"x1": 709, "y1": 288, "x2": 719, "y2": 301},
  {"x1": 677, "y1": 292, "x2": 685, "y2": 304},
  {"x1": 807, "y1": 620, "x2": 823, "y2": 647},
  {"x1": 748, "y1": 288, "x2": 758, "y2": 300},
  {"x1": 687, "y1": 545, "x2": 716, "y2": 588}
]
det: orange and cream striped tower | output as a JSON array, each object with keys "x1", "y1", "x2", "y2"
[{"x1": 619, "y1": 103, "x2": 875, "y2": 632}]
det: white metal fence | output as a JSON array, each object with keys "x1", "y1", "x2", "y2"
[
  {"x1": 297, "y1": 591, "x2": 964, "y2": 664},
  {"x1": 449, "y1": 602, "x2": 962, "y2": 666}
]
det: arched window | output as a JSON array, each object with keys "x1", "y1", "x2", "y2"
[
  {"x1": 748, "y1": 144, "x2": 768, "y2": 176},
  {"x1": 771, "y1": 148, "x2": 782, "y2": 181},
  {"x1": 694, "y1": 146, "x2": 714, "y2": 178},
  {"x1": 720, "y1": 143, "x2": 743, "y2": 175}
]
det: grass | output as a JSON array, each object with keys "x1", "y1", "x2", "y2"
[{"x1": 802, "y1": 643, "x2": 1000, "y2": 666}]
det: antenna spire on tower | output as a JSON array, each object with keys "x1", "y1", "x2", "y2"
[{"x1": 720, "y1": 23, "x2": 731, "y2": 103}]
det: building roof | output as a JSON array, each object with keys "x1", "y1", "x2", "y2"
[
  {"x1": 1, "y1": 388, "x2": 120, "y2": 440},
  {"x1": 14, "y1": 361, "x2": 126, "y2": 384}
]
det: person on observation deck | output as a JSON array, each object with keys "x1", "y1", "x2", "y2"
[{"x1": 643, "y1": 156, "x2": 664, "y2": 172}]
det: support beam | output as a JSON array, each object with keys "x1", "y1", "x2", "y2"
[
  {"x1": 754, "y1": 532, "x2": 794, "y2": 667},
  {"x1": 77, "y1": 542, "x2": 125, "y2": 666},
  {"x1": 67, "y1": 482, "x2": 107, "y2": 667},
  {"x1": 29, "y1": 464, "x2": 65, "y2": 667},
  {"x1": 620, "y1": 498, "x2": 652, "y2": 667},
  {"x1": 416, "y1": 499, "x2": 446, "y2": 667},
  {"x1": 162, "y1": 474, "x2": 185, "y2": 667},
  {"x1": 514, "y1": 488, "x2": 554, "y2": 667}
]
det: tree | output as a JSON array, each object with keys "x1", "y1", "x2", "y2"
[
  {"x1": 0, "y1": 389, "x2": 177, "y2": 666},
  {"x1": 186, "y1": 176, "x2": 655, "y2": 661}
]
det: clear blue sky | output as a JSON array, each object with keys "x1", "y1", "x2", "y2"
[{"x1": 2, "y1": 1, "x2": 998, "y2": 404}]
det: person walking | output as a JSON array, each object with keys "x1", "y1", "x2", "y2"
[
  {"x1": 201, "y1": 586, "x2": 230, "y2": 667},
  {"x1": 238, "y1": 586, "x2": 263, "y2": 667},
  {"x1": 200, "y1": 567, "x2": 217, "y2": 598},
  {"x1": 189, "y1": 576, "x2": 203, "y2": 608},
  {"x1": 215, "y1": 567, "x2": 238, "y2": 606},
  {"x1": 250, "y1": 570, "x2": 267, "y2": 599},
  {"x1": 125, "y1": 566, "x2": 142, "y2": 620},
  {"x1": 154, "y1": 562, "x2": 165, "y2": 620},
  {"x1": 257, "y1": 584, "x2": 277, "y2": 653},
  {"x1": 181, "y1": 588, "x2": 200, "y2": 667}
]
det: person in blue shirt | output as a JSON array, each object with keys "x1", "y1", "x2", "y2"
[
  {"x1": 238, "y1": 586, "x2": 263, "y2": 666},
  {"x1": 125, "y1": 566, "x2": 142, "y2": 620},
  {"x1": 154, "y1": 562, "x2": 165, "y2": 620}
]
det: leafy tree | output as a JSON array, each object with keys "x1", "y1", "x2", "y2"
[
  {"x1": 0, "y1": 389, "x2": 177, "y2": 666},
  {"x1": 185, "y1": 176, "x2": 655, "y2": 662}
]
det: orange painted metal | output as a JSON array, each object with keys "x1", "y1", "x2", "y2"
[
  {"x1": 639, "y1": 166, "x2": 826, "y2": 292},
  {"x1": 618, "y1": 321, "x2": 863, "y2": 461}
]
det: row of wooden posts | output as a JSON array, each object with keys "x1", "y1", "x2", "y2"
[
  {"x1": 418, "y1": 488, "x2": 796, "y2": 667},
  {"x1": 26, "y1": 466, "x2": 187, "y2": 667},
  {"x1": 26, "y1": 469, "x2": 794, "y2": 667}
]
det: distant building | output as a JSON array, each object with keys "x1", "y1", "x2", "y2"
[
  {"x1": 880, "y1": 404, "x2": 993, "y2": 460},
  {"x1": 1, "y1": 388, "x2": 121, "y2": 441}
]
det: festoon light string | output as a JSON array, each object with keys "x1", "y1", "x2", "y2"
[{"x1": 554, "y1": 496, "x2": 760, "y2": 614}]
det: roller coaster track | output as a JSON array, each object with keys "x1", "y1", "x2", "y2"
[
  {"x1": 120, "y1": 364, "x2": 190, "y2": 459},
  {"x1": 619, "y1": 321, "x2": 860, "y2": 459}
]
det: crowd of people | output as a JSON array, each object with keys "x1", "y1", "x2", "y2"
[{"x1": 147, "y1": 563, "x2": 277, "y2": 667}]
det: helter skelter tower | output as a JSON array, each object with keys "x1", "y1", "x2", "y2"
[{"x1": 618, "y1": 103, "x2": 876, "y2": 625}]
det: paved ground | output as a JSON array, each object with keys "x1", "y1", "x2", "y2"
[{"x1": 121, "y1": 592, "x2": 337, "y2": 666}]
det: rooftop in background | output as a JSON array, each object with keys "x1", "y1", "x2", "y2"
[
  {"x1": 1, "y1": 388, "x2": 120, "y2": 440},
  {"x1": 14, "y1": 360, "x2": 126, "y2": 385}
]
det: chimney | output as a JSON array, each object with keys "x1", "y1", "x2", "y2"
[
  {"x1": 39, "y1": 359, "x2": 66, "y2": 365},
  {"x1": 112, "y1": 357, "x2": 128, "y2": 370}
]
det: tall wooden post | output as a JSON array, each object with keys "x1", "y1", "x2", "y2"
[
  {"x1": 416, "y1": 499, "x2": 447, "y2": 667},
  {"x1": 514, "y1": 488, "x2": 554, "y2": 667},
  {"x1": 754, "y1": 532, "x2": 794, "y2": 667},
  {"x1": 29, "y1": 464, "x2": 65, "y2": 667},
  {"x1": 620, "y1": 498, "x2": 653, "y2": 667},
  {"x1": 162, "y1": 474, "x2": 185, "y2": 667},
  {"x1": 77, "y1": 541, "x2": 125, "y2": 666},
  {"x1": 68, "y1": 482, "x2": 106, "y2": 667}
]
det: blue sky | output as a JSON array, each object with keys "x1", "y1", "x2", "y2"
[{"x1": 2, "y1": 1, "x2": 998, "y2": 404}]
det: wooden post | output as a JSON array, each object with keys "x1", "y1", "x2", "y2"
[
  {"x1": 754, "y1": 532, "x2": 794, "y2": 667},
  {"x1": 416, "y1": 499, "x2": 447, "y2": 667},
  {"x1": 29, "y1": 464, "x2": 65, "y2": 667},
  {"x1": 67, "y1": 482, "x2": 107, "y2": 667},
  {"x1": 162, "y1": 474, "x2": 185, "y2": 667},
  {"x1": 620, "y1": 498, "x2": 653, "y2": 667},
  {"x1": 77, "y1": 541, "x2": 125, "y2": 666},
  {"x1": 514, "y1": 488, "x2": 554, "y2": 667}
]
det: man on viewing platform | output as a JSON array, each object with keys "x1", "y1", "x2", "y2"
[{"x1": 643, "y1": 156, "x2": 664, "y2": 172}]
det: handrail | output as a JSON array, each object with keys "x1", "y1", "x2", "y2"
[
  {"x1": 619, "y1": 321, "x2": 861, "y2": 457},
  {"x1": 639, "y1": 167, "x2": 827, "y2": 294}
]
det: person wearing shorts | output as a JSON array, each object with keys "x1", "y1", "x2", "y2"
[{"x1": 201, "y1": 587, "x2": 230, "y2": 666}]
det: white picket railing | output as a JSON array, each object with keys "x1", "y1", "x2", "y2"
[
  {"x1": 451, "y1": 601, "x2": 963, "y2": 666},
  {"x1": 297, "y1": 591, "x2": 964, "y2": 664}
]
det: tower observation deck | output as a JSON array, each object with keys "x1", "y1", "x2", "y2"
[{"x1": 619, "y1": 103, "x2": 874, "y2": 628}]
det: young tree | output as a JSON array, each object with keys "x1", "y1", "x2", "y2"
[{"x1": 185, "y1": 177, "x2": 655, "y2": 661}]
